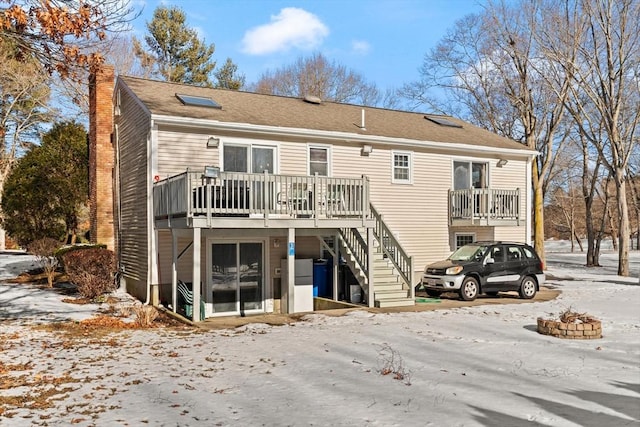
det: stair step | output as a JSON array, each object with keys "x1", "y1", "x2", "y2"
[
  {"x1": 375, "y1": 297, "x2": 415, "y2": 308},
  {"x1": 374, "y1": 272, "x2": 398, "y2": 281},
  {"x1": 374, "y1": 282, "x2": 404, "y2": 291},
  {"x1": 375, "y1": 289, "x2": 410, "y2": 299}
]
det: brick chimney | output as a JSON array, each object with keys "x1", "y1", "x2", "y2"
[{"x1": 88, "y1": 65, "x2": 115, "y2": 250}]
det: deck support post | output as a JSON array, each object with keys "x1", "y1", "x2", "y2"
[
  {"x1": 333, "y1": 233, "x2": 340, "y2": 302},
  {"x1": 171, "y1": 229, "x2": 178, "y2": 314},
  {"x1": 285, "y1": 227, "x2": 296, "y2": 314},
  {"x1": 367, "y1": 227, "x2": 374, "y2": 308},
  {"x1": 192, "y1": 228, "x2": 201, "y2": 322}
]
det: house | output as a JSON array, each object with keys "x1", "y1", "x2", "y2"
[{"x1": 88, "y1": 66, "x2": 537, "y2": 322}]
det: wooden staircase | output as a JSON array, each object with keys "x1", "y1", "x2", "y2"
[
  {"x1": 371, "y1": 251, "x2": 415, "y2": 308},
  {"x1": 337, "y1": 224, "x2": 414, "y2": 308}
]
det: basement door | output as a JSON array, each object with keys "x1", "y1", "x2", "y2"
[{"x1": 205, "y1": 241, "x2": 264, "y2": 317}]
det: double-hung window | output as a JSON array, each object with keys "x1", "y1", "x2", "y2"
[
  {"x1": 309, "y1": 146, "x2": 329, "y2": 176},
  {"x1": 392, "y1": 151, "x2": 412, "y2": 184}
]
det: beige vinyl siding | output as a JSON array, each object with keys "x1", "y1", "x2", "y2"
[
  {"x1": 277, "y1": 140, "x2": 308, "y2": 175},
  {"x1": 156, "y1": 230, "x2": 198, "y2": 305},
  {"x1": 150, "y1": 127, "x2": 530, "y2": 288},
  {"x1": 331, "y1": 143, "x2": 453, "y2": 284},
  {"x1": 156, "y1": 127, "x2": 221, "y2": 177},
  {"x1": 491, "y1": 159, "x2": 529, "y2": 243},
  {"x1": 115, "y1": 84, "x2": 151, "y2": 300}
]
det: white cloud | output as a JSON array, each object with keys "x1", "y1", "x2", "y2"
[
  {"x1": 351, "y1": 40, "x2": 371, "y2": 55},
  {"x1": 241, "y1": 7, "x2": 329, "y2": 55}
]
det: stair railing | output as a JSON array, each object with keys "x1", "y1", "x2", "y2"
[
  {"x1": 338, "y1": 227, "x2": 369, "y2": 280},
  {"x1": 370, "y1": 204, "x2": 414, "y2": 296}
]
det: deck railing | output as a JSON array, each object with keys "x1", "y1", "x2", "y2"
[
  {"x1": 371, "y1": 204, "x2": 413, "y2": 291},
  {"x1": 153, "y1": 170, "x2": 371, "y2": 222},
  {"x1": 449, "y1": 188, "x2": 520, "y2": 223}
]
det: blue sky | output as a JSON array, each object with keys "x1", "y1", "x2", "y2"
[{"x1": 131, "y1": 0, "x2": 485, "y2": 93}]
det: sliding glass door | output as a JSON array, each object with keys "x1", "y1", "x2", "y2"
[{"x1": 206, "y1": 241, "x2": 264, "y2": 316}]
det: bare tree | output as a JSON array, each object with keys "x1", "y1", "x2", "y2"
[
  {"x1": 0, "y1": 37, "x2": 54, "y2": 249},
  {"x1": 0, "y1": 0, "x2": 136, "y2": 78},
  {"x1": 402, "y1": 0, "x2": 577, "y2": 264},
  {"x1": 560, "y1": 0, "x2": 640, "y2": 276},
  {"x1": 252, "y1": 52, "x2": 381, "y2": 106}
]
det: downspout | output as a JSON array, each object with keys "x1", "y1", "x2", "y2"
[
  {"x1": 145, "y1": 120, "x2": 158, "y2": 305},
  {"x1": 114, "y1": 123, "x2": 125, "y2": 291}
]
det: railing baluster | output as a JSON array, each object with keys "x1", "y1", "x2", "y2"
[{"x1": 153, "y1": 170, "x2": 374, "y2": 223}]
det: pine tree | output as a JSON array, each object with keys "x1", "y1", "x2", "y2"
[
  {"x1": 215, "y1": 58, "x2": 245, "y2": 90},
  {"x1": 134, "y1": 5, "x2": 216, "y2": 86},
  {"x1": 1, "y1": 121, "x2": 88, "y2": 245}
]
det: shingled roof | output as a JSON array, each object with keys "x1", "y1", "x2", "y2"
[{"x1": 119, "y1": 76, "x2": 532, "y2": 153}]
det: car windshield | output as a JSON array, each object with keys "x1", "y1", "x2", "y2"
[{"x1": 448, "y1": 244, "x2": 488, "y2": 262}]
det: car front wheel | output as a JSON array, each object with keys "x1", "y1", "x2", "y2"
[
  {"x1": 459, "y1": 277, "x2": 479, "y2": 301},
  {"x1": 519, "y1": 276, "x2": 537, "y2": 299}
]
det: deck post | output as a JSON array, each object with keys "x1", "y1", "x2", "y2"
[
  {"x1": 285, "y1": 227, "x2": 296, "y2": 313},
  {"x1": 192, "y1": 228, "x2": 201, "y2": 322},
  {"x1": 367, "y1": 227, "x2": 374, "y2": 308},
  {"x1": 171, "y1": 229, "x2": 177, "y2": 314},
  {"x1": 333, "y1": 233, "x2": 339, "y2": 302}
]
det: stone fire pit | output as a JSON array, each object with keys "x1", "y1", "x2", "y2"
[{"x1": 537, "y1": 309, "x2": 602, "y2": 339}]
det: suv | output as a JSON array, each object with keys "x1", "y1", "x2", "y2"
[{"x1": 421, "y1": 241, "x2": 545, "y2": 301}]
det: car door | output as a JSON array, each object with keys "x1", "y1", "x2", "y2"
[
  {"x1": 482, "y1": 245, "x2": 506, "y2": 291},
  {"x1": 503, "y1": 245, "x2": 526, "y2": 289}
]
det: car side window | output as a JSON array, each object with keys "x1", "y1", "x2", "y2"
[
  {"x1": 489, "y1": 246, "x2": 504, "y2": 262},
  {"x1": 522, "y1": 247, "x2": 535, "y2": 259},
  {"x1": 506, "y1": 246, "x2": 522, "y2": 261}
]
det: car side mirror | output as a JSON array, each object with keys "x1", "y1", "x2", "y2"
[{"x1": 485, "y1": 257, "x2": 495, "y2": 265}]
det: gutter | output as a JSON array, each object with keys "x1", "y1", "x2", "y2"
[{"x1": 150, "y1": 114, "x2": 540, "y2": 159}]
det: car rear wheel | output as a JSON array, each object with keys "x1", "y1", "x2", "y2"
[
  {"x1": 425, "y1": 289, "x2": 442, "y2": 297},
  {"x1": 459, "y1": 277, "x2": 479, "y2": 301},
  {"x1": 519, "y1": 276, "x2": 537, "y2": 299}
]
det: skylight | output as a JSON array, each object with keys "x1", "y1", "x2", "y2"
[
  {"x1": 176, "y1": 93, "x2": 221, "y2": 109},
  {"x1": 424, "y1": 115, "x2": 463, "y2": 128}
]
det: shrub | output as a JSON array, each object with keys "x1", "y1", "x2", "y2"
[
  {"x1": 63, "y1": 248, "x2": 116, "y2": 300},
  {"x1": 133, "y1": 305, "x2": 158, "y2": 328},
  {"x1": 27, "y1": 238, "x2": 62, "y2": 287},
  {"x1": 55, "y1": 243, "x2": 107, "y2": 268}
]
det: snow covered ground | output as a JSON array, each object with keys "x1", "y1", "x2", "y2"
[{"x1": 1, "y1": 246, "x2": 639, "y2": 426}]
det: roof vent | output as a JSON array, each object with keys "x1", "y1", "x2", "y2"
[
  {"x1": 303, "y1": 95, "x2": 322, "y2": 105},
  {"x1": 424, "y1": 115, "x2": 463, "y2": 128}
]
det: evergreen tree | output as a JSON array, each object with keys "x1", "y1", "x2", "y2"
[
  {"x1": 1, "y1": 121, "x2": 88, "y2": 245},
  {"x1": 134, "y1": 5, "x2": 216, "y2": 86},
  {"x1": 214, "y1": 58, "x2": 245, "y2": 90}
]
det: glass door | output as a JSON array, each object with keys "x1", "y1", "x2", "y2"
[
  {"x1": 252, "y1": 147, "x2": 275, "y2": 211},
  {"x1": 207, "y1": 241, "x2": 264, "y2": 316}
]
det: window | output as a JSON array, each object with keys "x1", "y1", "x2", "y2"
[
  {"x1": 424, "y1": 115, "x2": 462, "y2": 128},
  {"x1": 223, "y1": 144, "x2": 275, "y2": 173},
  {"x1": 224, "y1": 145, "x2": 248, "y2": 172},
  {"x1": 506, "y1": 246, "x2": 523, "y2": 261},
  {"x1": 392, "y1": 151, "x2": 412, "y2": 183},
  {"x1": 309, "y1": 146, "x2": 329, "y2": 176},
  {"x1": 175, "y1": 93, "x2": 221, "y2": 109},
  {"x1": 455, "y1": 234, "x2": 475, "y2": 249},
  {"x1": 453, "y1": 161, "x2": 488, "y2": 190}
]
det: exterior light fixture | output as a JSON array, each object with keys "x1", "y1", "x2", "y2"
[
  {"x1": 361, "y1": 144, "x2": 373, "y2": 156},
  {"x1": 206, "y1": 136, "x2": 220, "y2": 148},
  {"x1": 497, "y1": 158, "x2": 508, "y2": 167}
]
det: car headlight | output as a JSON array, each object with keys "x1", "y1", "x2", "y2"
[{"x1": 445, "y1": 266, "x2": 463, "y2": 275}]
